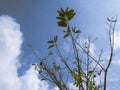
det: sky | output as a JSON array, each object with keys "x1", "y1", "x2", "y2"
[{"x1": 1, "y1": 0, "x2": 120, "y2": 90}]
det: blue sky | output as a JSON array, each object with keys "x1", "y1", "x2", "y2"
[{"x1": 1, "y1": 0, "x2": 120, "y2": 90}]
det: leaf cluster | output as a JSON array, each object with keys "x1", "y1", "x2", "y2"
[
  {"x1": 56, "y1": 8, "x2": 76, "y2": 27},
  {"x1": 31, "y1": 8, "x2": 117, "y2": 90},
  {"x1": 48, "y1": 35, "x2": 58, "y2": 49}
]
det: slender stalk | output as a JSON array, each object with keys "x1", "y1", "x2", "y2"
[{"x1": 104, "y1": 17, "x2": 117, "y2": 90}]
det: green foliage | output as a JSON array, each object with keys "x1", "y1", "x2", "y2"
[
  {"x1": 41, "y1": 78, "x2": 46, "y2": 81},
  {"x1": 57, "y1": 8, "x2": 76, "y2": 27},
  {"x1": 48, "y1": 35, "x2": 58, "y2": 49},
  {"x1": 53, "y1": 63, "x2": 60, "y2": 71},
  {"x1": 72, "y1": 27, "x2": 81, "y2": 34},
  {"x1": 31, "y1": 7, "x2": 117, "y2": 90},
  {"x1": 48, "y1": 51, "x2": 54, "y2": 55}
]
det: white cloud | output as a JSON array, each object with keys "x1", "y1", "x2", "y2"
[
  {"x1": 51, "y1": 82, "x2": 78, "y2": 90},
  {"x1": 0, "y1": 15, "x2": 22, "y2": 90},
  {"x1": 63, "y1": 42, "x2": 71, "y2": 53},
  {"x1": 78, "y1": 38, "x2": 97, "y2": 56},
  {"x1": 51, "y1": 86, "x2": 59, "y2": 90},
  {"x1": 0, "y1": 15, "x2": 49, "y2": 90},
  {"x1": 0, "y1": 14, "x2": 80, "y2": 90},
  {"x1": 67, "y1": 83, "x2": 78, "y2": 90},
  {"x1": 20, "y1": 67, "x2": 49, "y2": 90},
  {"x1": 112, "y1": 59, "x2": 120, "y2": 65},
  {"x1": 114, "y1": 31, "x2": 120, "y2": 50}
]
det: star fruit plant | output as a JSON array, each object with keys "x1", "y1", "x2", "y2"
[{"x1": 30, "y1": 8, "x2": 117, "y2": 90}]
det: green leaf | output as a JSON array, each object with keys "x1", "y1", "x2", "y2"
[
  {"x1": 38, "y1": 70, "x2": 42, "y2": 74},
  {"x1": 41, "y1": 78, "x2": 46, "y2": 81},
  {"x1": 48, "y1": 45, "x2": 55, "y2": 49},
  {"x1": 57, "y1": 81, "x2": 61, "y2": 86},
  {"x1": 67, "y1": 10, "x2": 76, "y2": 20},
  {"x1": 32, "y1": 63, "x2": 36, "y2": 66},
  {"x1": 57, "y1": 21, "x2": 67, "y2": 27},
  {"x1": 98, "y1": 69, "x2": 102, "y2": 76},
  {"x1": 88, "y1": 70, "x2": 93, "y2": 76},
  {"x1": 54, "y1": 65, "x2": 60, "y2": 71},
  {"x1": 62, "y1": 84, "x2": 66, "y2": 88},
  {"x1": 63, "y1": 30, "x2": 67, "y2": 33},
  {"x1": 28, "y1": 44, "x2": 32, "y2": 47},
  {"x1": 54, "y1": 35, "x2": 58, "y2": 42},
  {"x1": 57, "y1": 9, "x2": 65, "y2": 17},
  {"x1": 94, "y1": 86, "x2": 97, "y2": 90},
  {"x1": 107, "y1": 18, "x2": 117, "y2": 22},
  {"x1": 60, "y1": 8, "x2": 65, "y2": 14},
  {"x1": 57, "y1": 10, "x2": 61, "y2": 15},
  {"x1": 107, "y1": 18, "x2": 111, "y2": 22},
  {"x1": 72, "y1": 29, "x2": 75, "y2": 33},
  {"x1": 75, "y1": 30, "x2": 81, "y2": 34},
  {"x1": 73, "y1": 82, "x2": 76, "y2": 85},
  {"x1": 41, "y1": 57, "x2": 46, "y2": 60},
  {"x1": 40, "y1": 62, "x2": 43, "y2": 66},
  {"x1": 65, "y1": 7, "x2": 69, "y2": 13},
  {"x1": 89, "y1": 82, "x2": 93, "y2": 90},
  {"x1": 70, "y1": 71, "x2": 77, "y2": 80},
  {"x1": 48, "y1": 40, "x2": 54, "y2": 44},
  {"x1": 63, "y1": 33, "x2": 70, "y2": 38},
  {"x1": 69, "y1": 9, "x2": 74, "y2": 14},
  {"x1": 81, "y1": 73, "x2": 85, "y2": 77},
  {"x1": 67, "y1": 26, "x2": 70, "y2": 33},
  {"x1": 56, "y1": 16, "x2": 66, "y2": 21},
  {"x1": 48, "y1": 51, "x2": 53, "y2": 55}
]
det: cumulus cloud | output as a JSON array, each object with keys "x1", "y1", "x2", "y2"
[
  {"x1": 0, "y1": 15, "x2": 49, "y2": 90},
  {"x1": 0, "y1": 15, "x2": 22, "y2": 90},
  {"x1": 20, "y1": 67, "x2": 49, "y2": 90},
  {"x1": 51, "y1": 83, "x2": 78, "y2": 90}
]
